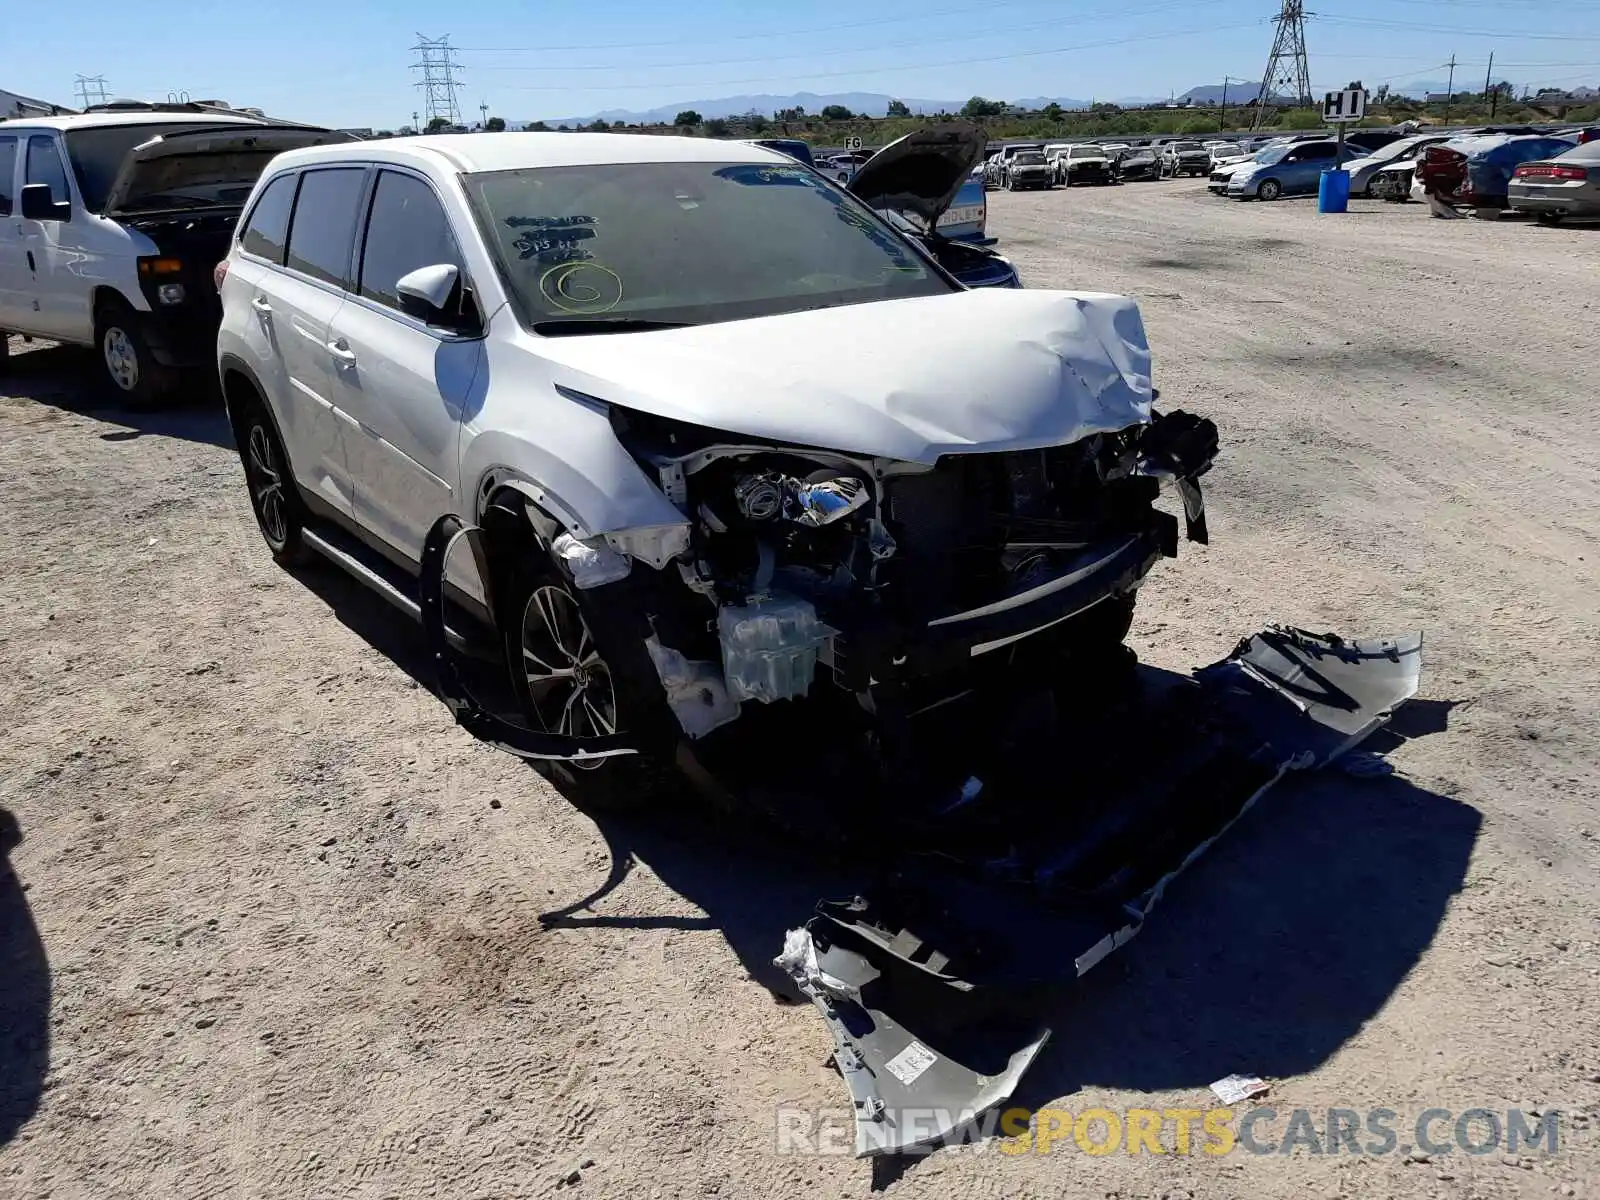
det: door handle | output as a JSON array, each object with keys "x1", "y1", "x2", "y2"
[
  {"x1": 326, "y1": 339, "x2": 358, "y2": 366},
  {"x1": 250, "y1": 296, "x2": 272, "y2": 314}
]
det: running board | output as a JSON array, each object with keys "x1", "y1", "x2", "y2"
[{"x1": 301, "y1": 526, "x2": 481, "y2": 656}]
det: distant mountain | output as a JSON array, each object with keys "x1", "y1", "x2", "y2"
[
  {"x1": 530, "y1": 92, "x2": 965, "y2": 127},
  {"x1": 1179, "y1": 82, "x2": 1299, "y2": 105}
]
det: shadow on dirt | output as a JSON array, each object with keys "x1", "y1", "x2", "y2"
[
  {"x1": 294, "y1": 579, "x2": 1479, "y2": 1186},
  {"x1": 1, "y1": 341, "x2": 231, "y2": 449},
  {"x1": 0, "y1": 808, "x2": 49, "y2": 1149}
]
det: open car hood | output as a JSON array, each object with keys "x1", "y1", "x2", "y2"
[
  {"x1": 103, "y1": 124, "x2": 355, "y2": 216},
  {"x1": 847, "y1": 122, "x2": 988, "y2": 229}
]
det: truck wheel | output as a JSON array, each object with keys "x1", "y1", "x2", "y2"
[
  {"x1": 94, "y1": 300, "x2": 177, "y2": 409},
  {"x1": 499, "y1": 547, "x2": 665, "y2": 812},
  {"x1": 233, "y1": 390, "x2": 315, "y2": 567}
]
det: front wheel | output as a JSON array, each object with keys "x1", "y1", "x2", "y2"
[
  {"x1": 94, "y1": 302, "x2": 177, "y2": 409},
  {"x1": 1256, "y1": 178, "x2": 1283, "y2": 201},
  {"x1": 1536, "y1": 212, "x2": 1564, "y2": 226},
  {"x1": 501, "y1": 554, "x2": 662, "y2": 811}
]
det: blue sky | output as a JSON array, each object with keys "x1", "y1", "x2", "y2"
[{"x1": 7, "y1": 0, "x2": 1599, "y2": 126}]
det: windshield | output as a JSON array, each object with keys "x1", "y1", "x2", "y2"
[
  {"x1": 1172, "y1": 142, "x2": 1203, "y2": 152},
  {"x1": 466, "y1": 160, "x2": 953, "y2": 332},
  {"x1": 63, "y1": 121, "x2": 256, "y2": 212},
  {"x1": 1252, "y1": 145, "x2": 1291, "y2": 165},
  {"x1": 1069, "y1": 146, "x2": 1104, "y2": 159},
  {"x1": 1013, "y1": 152, "x2": 1046, "y2": 165}
]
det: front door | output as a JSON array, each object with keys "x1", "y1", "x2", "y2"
[
  {"x1": 16, "y1": 133, "x2": 90, "y2": 342},
  {"x1": 328, "y1": 167, "x2": 480, "y2": 565}
]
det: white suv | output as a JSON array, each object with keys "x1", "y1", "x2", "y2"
[
  {"x1": 0, "y1": 104, "x2": 343, "y2": 403},
  {"x1": 217, "y1": 132, "x2": 1217, "y2": 807}
]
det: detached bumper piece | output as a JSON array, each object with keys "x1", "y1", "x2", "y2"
[{"x1": 776, "y1": 627, "x2": 1423, "y2": 1157}]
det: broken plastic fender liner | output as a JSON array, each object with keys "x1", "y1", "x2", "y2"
[{"x1": 419, "y1": 514, "x2": 641, "y2": 762}]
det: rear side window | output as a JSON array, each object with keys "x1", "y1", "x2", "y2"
[
  {"x1": 357, "y1": 171, "x2": 462, "y2": 312},
  {"x1": 0, "y1": 137, "x2": 16, "y2": 216},
  {"x1": 239, "y1": 174, "x2": 297, "y2": 263},
  {"x1": 284, "y1": 167, "x2": 366, "y2": 287},
  {"x1": 25, "y1": 135, "x2": 71, "y2": 202}
]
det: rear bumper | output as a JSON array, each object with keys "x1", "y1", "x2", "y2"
[{"x1": 1508, "y1": 187, "x2": 1600, "y2": 216}]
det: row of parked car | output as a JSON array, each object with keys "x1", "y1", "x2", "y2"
[{"x1": 1202, "y1": 125, "x2": 1600, "y2": 216}]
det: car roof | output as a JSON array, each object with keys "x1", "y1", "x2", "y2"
[
  {"x1": 269, "y1": 131, "x2": 789, "y2": 175},
  {"x1": 0, "y1": 111, "x2": 270, "y2": 131}
]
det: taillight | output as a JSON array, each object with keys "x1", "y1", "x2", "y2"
[
  {"x1": 213, "y1": 260, "x2": 229, "y2": 291},
  {"x1": 1514, "y1": 163, "x2": 1588, "y2": 181}
]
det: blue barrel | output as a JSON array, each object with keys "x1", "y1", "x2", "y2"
[{"x1": 1319, "y1": 167, "x2": 1351, "y2": 213}]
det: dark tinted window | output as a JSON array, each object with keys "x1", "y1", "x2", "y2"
[
  {"x1": 239, "y1": 174, "x2": 297, "y2": 263},
  {"x1": 25, "y1": 135, "x2": 71, "y2": 202},
  {"x1": 358, "y1": 171, "x2": 462, "y2": 311},
  {"x1": 0, "y1": 137, "x2": 15, "y2": 216},
  {"x1": 1294, "y1": 142, "x2": 1338, "y2": 161},
  {"x1": 284, "y1": 167, "x2": 366, "y2": 286}
]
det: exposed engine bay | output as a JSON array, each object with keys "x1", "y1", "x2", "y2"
[{"x1": 601, "y1": 402, "x2": 1220, "y2": 761}]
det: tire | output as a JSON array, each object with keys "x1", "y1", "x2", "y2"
[
  {"x1": 1536, "y1": 213, "x2": 1564, "y2": 226},
  {"x1": 1256, "y1": 178, "x2": 1283, "y2": 201},
  {"x1": 94, "y1": 300, "x2": 177, "y2": 409},
  {"x1": 499, "y1": 549, "x2": 665, "y2": 812},
  {"x1": 1040, "y1": 593, "x2": 1138, "y2": 668},
  {"x1": 1005, "y1": 176, "x2": 1015, "y2": 191},
  {"x1": 0, "y1": 333, "x2": 9, "y2": 372},
  {"x1": 233, "y1": 390, "x2": 315, "y2": 568}
]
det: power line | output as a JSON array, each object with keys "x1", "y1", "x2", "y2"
[
  {"x1": 495, "y1": 20, "x2": 1260, "y2": 92},
  {"x1": 456, "y1": 0, "x2": 1117, "y2": 54},
  {"x1": 470, "y1": 0, "x2": 1223, "y2": 75},
  {"x1": 1318, "y1": 16, "x2": 1600, "y2": 41},
  {"x1": 410, "y1": 33, "x2": 464, "y2": 127}
]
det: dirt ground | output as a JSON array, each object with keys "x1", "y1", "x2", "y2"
[{"x1": 2, "y1": 181, "x2": 1599, "y2": 1200}]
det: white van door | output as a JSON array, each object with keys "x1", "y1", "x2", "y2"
[
  {"x1": 0, "y1": 134, "x2": 25, "y2": 331},
  {"x1": 18, "y1": 132, "x2": 93, "y2": 344}
]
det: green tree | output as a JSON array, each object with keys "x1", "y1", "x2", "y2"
[
  {"x1": 705, "y1": 117, "x2": 730, "y2": 137},
  {"x1": 484, "y1": 116, "x2": 507, "y2": 132},
  {"x1": 1042, "y1": 102, "x2": 1064, "y2": 122},
  {"x1": 886, "y1": 99, "x2": 911, "y2": 117},
  {"x1": 425, "y1": 116, "x2": 451, "y2": 133},
  {"x1": 525, "y1": 120, "x2": 550, "y2": 132},
  {"x1": 820, "y1": 104, "x2": 854, "y2": 121},
  {"x1": 745, "y1": 111, "x2": 769, "y2": 132},
  {"x1": 674, "y1": 109, "x2": 703, "y2": 126},
  {"x1": 587, "y1": 119, "x2": 610, "y2": 131},
  {"x1": 961, "y1": 96, "x2": 1006, "y2": 119}
]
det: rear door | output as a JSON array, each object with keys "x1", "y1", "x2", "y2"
[
  {"x1": 265, "y1": 165, "x2": 369, "y2": 516},
  {"x1": 1286, "y1": 141, "x2": 1337, "y2": 192},
  {"x1": 328, "y1": 167, "x2": 482, "y2": 563},
  {"x1": 0, "y1": 134, "x2": 23, "y2": 330}
]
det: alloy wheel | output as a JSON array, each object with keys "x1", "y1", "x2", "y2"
[
  {"x1": 245, "y1": 423, "x2": 288, "y2": 547},
  {"x1": 103, "y1": 327, "x2": 139, "y2": 392},
  {"x1": 519, "y1": 584, "x2": 618, "y2": 768}
]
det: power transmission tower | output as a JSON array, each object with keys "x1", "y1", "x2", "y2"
[
  {"x1": 1250, "y1": 0, "x2": 1313, "y2": 130},
  {"x1": 410, "y1": 34, "x2": 463, "y2": 128},
  {"x1": 73, "y1": 74, "x2": 110, "y2": 109}
]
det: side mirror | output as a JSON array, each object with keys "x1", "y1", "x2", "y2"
[
  {"x1": 395, "y1": 263, "x2": 477, "y2": 333},
  {"x1": 20, "y1": 183, "x2": 71, "y2": 222}
]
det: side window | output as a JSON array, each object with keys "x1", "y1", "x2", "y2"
[
  {"x1": 357, "y1": 170, "x2": 463, "y2": 312},
  {"x1": 0, "y1": 137, "x2": 16, "y2": 216},
  {"x1": 283, "y1": 167, "x2": 367, "y2": 287},
  {"x1": 239, "y1": 174, "x2": 297, "y2": 264},
  {"x1": 25, "y1": 135, "x2": 71, "y2": 202},
  {"x1": 1302, "y1": 143, "x2": 1337, "y2": 161}
]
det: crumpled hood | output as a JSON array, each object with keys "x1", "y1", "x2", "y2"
[
  {"x1": 531, "y1": 289, "x2": 1154, "y2": 464},
  {"x1": 103, "y1": 124, "x2": 354, "y2": 215}
]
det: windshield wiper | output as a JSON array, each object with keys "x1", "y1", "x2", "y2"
[{"x1": 532, "y1": 317, "x2": 694, "y2": 336}]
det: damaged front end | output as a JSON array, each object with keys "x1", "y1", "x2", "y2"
[{"x1": 596, "y1": 401, "x2": 1219, "y2": 804}]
